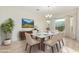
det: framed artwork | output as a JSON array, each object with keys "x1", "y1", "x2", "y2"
[{"x1": 22, "y1": 18, "x2": 34, "y2": 28}]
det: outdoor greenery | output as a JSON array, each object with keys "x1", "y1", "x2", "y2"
[
  {"x1": 55, "y1": 20, "x2": 65, "y2": 32},
  {"x1": 55, "y1": 26, "x2": 65, "y2": 31}
]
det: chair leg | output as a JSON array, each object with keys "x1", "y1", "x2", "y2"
[
  {"x1": 59, "y1": 41, "x2": 61, "y2": 48},
  {"x1": 29, "y1": 46, "x2": 32, "y2": 53},
  {"x1": 56, "y1": 43, "x2": 59, "y2": 52},
  {"x1": 25, "y1": 43, "x2": 28, "y2": 51},
  {"x1": 51, "y1": 47, "x2": 54, "y2": 53},
  {"x1": 62, "y1": 40, "x2": 64, "y2": 46},
  {"x1": 38, "y1": 43, "x2": 40, "y2": 50},
  {"x1": 44, "y1": 44, "x2": 46, "y2": 52},
  {"x1": 43, "y1": 44, "x2": 45, "y2": 51}
]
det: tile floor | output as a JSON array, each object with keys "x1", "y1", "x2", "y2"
[{"x1": 0, "y1": 38, "x2": 79, "y2": 53}]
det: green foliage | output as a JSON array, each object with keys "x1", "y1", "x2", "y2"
[
  {"x1": 55, "y1": 26, "x2": 65, "y2": 31},
  {"x1": 55, "y1": 20, "x2": 65, "y2": 32},
  {"x1": 1, "y1": 18, "x2": 14, "y2": 33}
]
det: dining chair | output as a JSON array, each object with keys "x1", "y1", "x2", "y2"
[
  {"x1": 32, "y1": 29, "x2": 38, "y2": 40},
  {"x1": 56, "y1": 32, "x2": 64, "y2": 48},
  {"x1": 44, "y1": 35, "x2": 59, "y2": 53},
  {"x1": 25, "y1": 32, "x2": 40, "y2": 53}
]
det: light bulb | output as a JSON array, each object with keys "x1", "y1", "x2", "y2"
[{"x1": 46, "y1": 20, "x2": 50, "y2": 24}]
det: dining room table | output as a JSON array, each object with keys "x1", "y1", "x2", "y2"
[{"x1": 31, "y1": 31, "x2": 58, "y2": 51}]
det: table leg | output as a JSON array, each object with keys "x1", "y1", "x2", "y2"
[{"x1": 40, "y1": 38, "x2": 45, "y2": 51}]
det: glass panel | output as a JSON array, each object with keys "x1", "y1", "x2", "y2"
[{"x1": 55, "y1": 19, "x2": 65, "y2": 32}]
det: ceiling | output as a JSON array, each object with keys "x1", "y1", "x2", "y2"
[
  {"x1": 18, "y1": 6, "x2": 79, "y2": 18},
  {"x1": 21, "y1": 6, "x2": 78, "y2": 15},
  {"x1": 0, "y1": 6, "x2": 78, "y2": 18}
]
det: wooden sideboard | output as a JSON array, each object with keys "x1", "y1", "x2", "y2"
[{"x1": 19, "y1": 31, "x2": 32, "y2": 40}]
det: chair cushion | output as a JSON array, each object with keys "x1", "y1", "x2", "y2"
[
  {"x1": 44, "y1": 39, "x2": 57, "y2": 47},
  {"x1": 28, "y1": 39, "x2": 40, "y2": 46}
]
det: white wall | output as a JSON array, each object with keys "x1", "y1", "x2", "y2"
[
  {"x1": 75, "y1": 8, "x2": 79, "y2": 41},
  {"x1": 64, "y1": 16, "x2": 71, "y2": 38},
  {"x1": 0, "y1": 7, "x2": 47, "y2": 43}
]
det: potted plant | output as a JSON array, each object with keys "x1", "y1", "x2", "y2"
[{"x1": 1, "y1": 18, "x2": 14, "y2": 45}]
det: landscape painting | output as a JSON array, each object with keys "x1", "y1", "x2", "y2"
[{"x1": 22, "y1": 18, "x2": 34, "y2": 28}]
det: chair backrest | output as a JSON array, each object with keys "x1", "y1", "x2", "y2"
[
  {"x1": 25, "y1": 32, "x2": 33, "y2": 43},
  {"x1": 32, "y1": 30, "x2": 37, "y2": 34},
  {"x1": 52, "y1": 34, "x2": 58, "y2": 41},
  {"x1": 57, "y1": 32, "x2": 64, "y2": 40},
  {"x1": 45, "y1": 35, "x2": 58, "y2": 45}
]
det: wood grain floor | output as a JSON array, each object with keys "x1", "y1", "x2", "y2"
[{"x1": 0, "y1": 38, "x2": 79, "y2": 53}]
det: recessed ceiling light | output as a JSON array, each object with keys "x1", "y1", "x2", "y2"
[
  {"x1": 36, "y1": 9, "x2": 40, "y2": 11},
  {"x1": 48, "y1": 6, "x2": 50, "y2": 7}
]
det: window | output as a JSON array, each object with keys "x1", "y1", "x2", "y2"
[{"x1": 55, "y1": 19, "x2": 65, "y2": 32}]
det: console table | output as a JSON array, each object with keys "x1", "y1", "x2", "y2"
[{"x1": 19, "y1": 31, "x2": 32, "y2": 40}]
